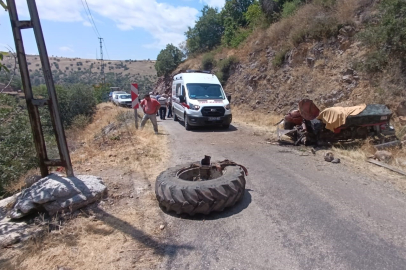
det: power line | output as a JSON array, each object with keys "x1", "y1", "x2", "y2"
[
  {"x1": 80, "y1": 0, "x2": 98, "y2": 38},
  {"x1": 102, "y1": 39, "x2": 111, "y2": 60},
  {"x1": 83, "y1": 0, "x2": 101, "y2": 38}
]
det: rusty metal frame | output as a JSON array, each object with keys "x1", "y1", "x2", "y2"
[{"x1": 6, "y1": 0, "x2": 73, "y2": 177}]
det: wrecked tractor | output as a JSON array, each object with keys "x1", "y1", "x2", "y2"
[{"x1": 278, "y1": 99, "x2": 396, "y2": 145}]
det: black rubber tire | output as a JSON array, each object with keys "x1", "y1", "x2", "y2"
[
  {"x1": 173, "y1": 109, "x2": 178, "y2": 121},
  {"x1": 184, "y1": 114, "x2": 192, "y2": 130},
  {"x1": 155, "y1": 164, "x2": 246, "y2": 215}
]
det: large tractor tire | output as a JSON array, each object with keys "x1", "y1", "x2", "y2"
[{"x1": 155, "y1": 163, "x2": 246, "y2": 215}]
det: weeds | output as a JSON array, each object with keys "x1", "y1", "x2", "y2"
[
  {"x1": 215, "y1": 56, "x2": 239, "y2": 84},
  {"x1": 229, "y1": 28, "x2": 252, "y2": 48},
  {"x1": 273, "y1": 48, "x2": 290, "y2": 67},
  {"x1": 71, "y1": 114, "x2": 92, "y2": 130},
  {"x1": 357, "y1": 0, "x2": 406, "y2": 72},
  {"x1": 282, "y1": 0, "x2": 302, "y2": 18},
  {"x1": 202, "y1": 52, "x2": 216, "y2": 71}
]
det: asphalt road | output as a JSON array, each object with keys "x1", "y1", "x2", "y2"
[{"x1": 156, "y1": 118, "x2": 406, "y2": 270}]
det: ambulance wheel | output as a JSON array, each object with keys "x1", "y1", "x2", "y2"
[
  {"x1": 173, "y1": 110, "x2": 178, "y2": 121},
  {"x1": 184, "y1": 114, "x2": 192, "y2": 131}
]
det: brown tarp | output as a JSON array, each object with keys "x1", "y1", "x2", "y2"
[{"x1": 317, "y1": 104, "x2": 367, "y2": 131}]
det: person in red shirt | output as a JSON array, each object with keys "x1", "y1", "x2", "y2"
[{"x1": 140, "y1": 93, "x2": 161, "y2": 134}]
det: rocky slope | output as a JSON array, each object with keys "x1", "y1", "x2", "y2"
[{"x1": 154, "y1": 0, "x2": 406, "y2": 123}]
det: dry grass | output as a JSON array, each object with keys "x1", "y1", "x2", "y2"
[
  {"x1": 66, "y1": 103, "x2": 167, "y2": 178},
  {"x1": 332, "y1": 140, "x2": 373, "y2": 162},
  {"x1": 3, "y1": 168, "x2": 40, "y2": 195},
  {"x1": 232, "y1": 105, "x2": 283, "y2": 139},
  {"x1": 5, "y1": 206, "x2": 166, "y2": 270},
  {"x1": 2, "y1": 55, "x2": 157, "y2": 77},
  {"x1": 0, "y1": 103, "x2": 170, "y2": 269}
]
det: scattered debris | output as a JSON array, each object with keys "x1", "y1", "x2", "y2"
[
  {"x1": 368, "y1": 159, "x2": 406, "y2": 176},
  {"x1": 0, "y1": 194, "x2": 43, "y2": 248},
  {"x1": 374, "y1": 150, "x2": 393, "y2": 163},
  {"x1": 324, "y1": 152, "x2": 334, "y2": 162},
  {"x1": 331, "y1": 158, "x2": 341, "y2": 164},
  {"x1": 374, "y1": 140, "x2": 401, "y2": 150},
  {"x1": 159, "y1": 224, "x2": 165, "y2": 230},
  {"x1": 10, "y1": 174, "x2": 107, "y2": 219}
]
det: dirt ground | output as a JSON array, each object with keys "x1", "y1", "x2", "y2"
[{"x1": 0, "y1": 103, "x2": 171, "y2": 270}]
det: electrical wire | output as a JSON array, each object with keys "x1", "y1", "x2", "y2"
[
  {"x1": 80, "y1": 0, "x2": 98, "y2": 38},
  {"x1": 83, "y1": 0, "x2": 101, "y2": 38},
  {"x1": 102, "y1": 39, "x2": 111, "y2": 60}
]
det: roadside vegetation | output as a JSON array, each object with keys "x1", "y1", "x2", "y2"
[
  {"x1": 0, "y1": 84, "x2": 97, "y2": 197},
  {"x1": 1, "y1": 103, "x2": 170, "y2": 269}
]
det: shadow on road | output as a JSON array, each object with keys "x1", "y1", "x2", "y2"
[
  {"x1": 95, "y1": 208, "x2": 194, "y2": 257},
  {"x1": 161, "y1": 189, "x2": 252, "y2": 221},
  {"x1": 176, "y1": 120, "x2": 238, "y2": 133}
]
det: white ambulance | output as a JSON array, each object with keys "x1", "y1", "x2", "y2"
[{"x1": 172, "y1": 70, "x2": 232, "y2": 130}]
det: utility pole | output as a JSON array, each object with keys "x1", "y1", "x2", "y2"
[
  {"x1": 99, "y1": 37, "x2": 105, "y2": 87},
  {"x1": 6, "y1": 0, "x2": 73, "y2": 177}
]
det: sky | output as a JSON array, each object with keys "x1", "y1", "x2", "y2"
[{"x1": 0, "y1": 0, "x2": 226, "y2": 61}]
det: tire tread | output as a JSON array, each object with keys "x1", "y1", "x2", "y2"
[{"x1": 155, "y1": 164, "x2": 245, "y2": 215}]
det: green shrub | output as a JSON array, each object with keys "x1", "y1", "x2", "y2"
[
  {"x1": 357, "y1": 0, "x2": 406, "y2": 70},
  {"x1": 71, "y1": 114, "x2": 91, "y2": 130},
  {"x1": 273, "y1": 48, "x2": 290, "y2": 67},
  {"x1": 215, "y1": 56, "x2": 239, "y2": 84},
  {"x1": 362, "y1": 51, "x2": 389, "y2": 72},
  {"x1": 282, "y1": 0, "x2": 301, "y2": 18},
  {"x1": 291, "y1": 15, "x2": 340, "y2": 45},
  {"x1": 33, "y1": 84, "x2": 97, "y2": 127},
  {"x1": 245, "y1": 1, "x2": 265, "y2": 27},
  {"x1": 307, "y1": 16, "x2": 340, "y2": 40},
  {"x1": 0, "y1": 95, "x2": 37, "y2": 196},
  {"x1": 202, "y1": 53, "x2": 216, "y2": 70},
  {"x1": 229, "y1": 28, "x2": 252, "y2": 48},
  {"x1": 313, "y1": 0, "x2": 336, "y2": 8}
]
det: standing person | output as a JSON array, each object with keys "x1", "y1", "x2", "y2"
[
  {"x1": 167, "y1": 94, "x2": 173, "y2": 118},
  {"x1": 155, "y1": 92, "x2": 161, "y2": 116},
  {"x1": 140, "y1": 94, "x2": 160, "y2": 134},
  {"x1": 158, "y1": 94, "x2": 168, "y2": 120}
]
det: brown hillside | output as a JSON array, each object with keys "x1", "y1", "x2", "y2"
[
  {"x1": 166, "y1": 0, "x2": 405, "y2": 124},
  {"x1": 2, "y1": 54, "x2": 156, "y2": 77}
]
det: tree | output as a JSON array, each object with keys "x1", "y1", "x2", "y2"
[
  {"x1": 185, "y1": 6, "x2": 224, "y2": 54},
  {"x1": 154, "y1": 44, "x2": 184, "y2": 77},
  {"x1": 259, "y1": 0, "x2": 281, "y2": 20},
  {"x1": 245, "y1": 1, "x2": 264, "y2": 27},
  {"x1": 221, "y1": 0, "x2": 255, "y2": 46},
  {"x1": 0, "y1": 52, "x2": 9, "y2": 73},
  {"x1": 222, "y1": 0, "x2": 254, "y2": 27}
]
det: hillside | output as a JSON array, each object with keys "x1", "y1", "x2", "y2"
[
  {"x1": 159, "y1": 0, "x2": 405, "y2": 126},
  {"x1": 1, "y1": 55, "x2": 157, "y2": 94}
]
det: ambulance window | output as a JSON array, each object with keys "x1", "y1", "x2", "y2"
[
  {"x1": 182, "y1": 85, "x2": 186, "y2": 96},
  {"x1": 176, "y1": 84, "x2": 181, "y2": 96}
]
